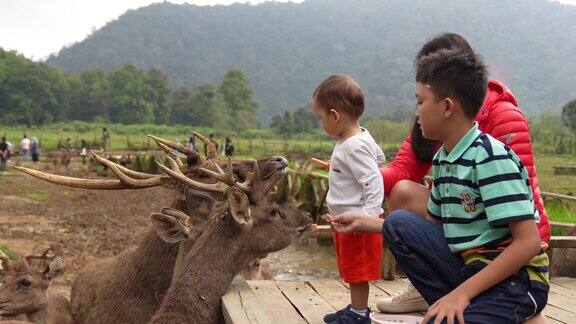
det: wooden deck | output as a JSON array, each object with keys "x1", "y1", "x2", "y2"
[{"x1": 222, "y1": 276, "x2": 576, "y2": 324}]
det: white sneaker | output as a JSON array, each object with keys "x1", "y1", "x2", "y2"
[{"x1": 376, "y1": 282, "x2": 429, "y2": 313}]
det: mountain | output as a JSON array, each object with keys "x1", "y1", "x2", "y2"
[{"x1": 46, "y1": 0, "x2": 576, "y2": 121}]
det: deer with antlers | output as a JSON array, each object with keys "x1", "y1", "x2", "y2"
[
  {"x1": 0, "y1": 246, "x2": 71, "y2": 324},
  {"x1": 148, "y1": 150, "x2": 313, "y2": 323},
  {"x1": 14, "y1": 132, "x2": 300, "y2": 323}
]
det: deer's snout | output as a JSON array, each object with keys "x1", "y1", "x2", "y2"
[{"x1": 269, "y1": 156, "x2": 288, "y2": 168}]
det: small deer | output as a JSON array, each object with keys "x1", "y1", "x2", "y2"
[
  {"x1": 0, "y1": 248, "x2": 71, "y2": 324},
  {"x1": 15, "y1": 132, "x2": 292, "y2": 324},
  {"x1": 149, "y1": 154, "x2": 313, "y2": 323}
]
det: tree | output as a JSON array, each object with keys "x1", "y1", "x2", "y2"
[
  {"x1": 108, "y1": 65, "x2": 155, "y2": 124},
  {"x1": 562, "y1": 99, "x2": 576, "y2": 132},
  {"x1": 218, "y1": 69, "x2": 259, "y2": 129},
  {"x1": 147, "y1": 68, "x2": 172, "y2": 124}
]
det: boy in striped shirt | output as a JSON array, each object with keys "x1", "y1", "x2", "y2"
[{"x1": 385, "y1": 49, "x2": 549, "y2": 323}]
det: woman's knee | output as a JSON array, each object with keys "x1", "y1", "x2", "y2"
[{"x1": 388, "y1": 180, "x2": 430, "y2": 216}]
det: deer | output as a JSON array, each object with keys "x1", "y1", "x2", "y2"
[
  {"x1": 14, "y1": 132, "x2": 296, "y2": 324},
  {"x1": 148, "y1": 152, "x2": 313, "y2": 323},
  {"x1": 0, "y1": 247, "x2": 71, "y2": 324}
]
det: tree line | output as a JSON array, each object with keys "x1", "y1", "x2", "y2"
[{"x1": 0, "y1": 48, "x2": 258, "y2": 130}]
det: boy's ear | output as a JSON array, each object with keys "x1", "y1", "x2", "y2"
[
  {"x1": 329, "y1": 108, "x2": 340, "y2": 121},
  {"x1": 443, "y1": 98, "x2": 456, "y2": 118}
]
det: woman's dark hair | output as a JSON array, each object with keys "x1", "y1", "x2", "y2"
[{"x1": 411, "y1": 33, "x2": 476, "y2": 163}]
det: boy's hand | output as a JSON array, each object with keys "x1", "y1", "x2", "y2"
[
  {"x1": 325, "y1": 213, "x2": 364, "y2": 234},
  {"x1": 421, "y1": 290, "x2": 469, "y2": 324}
]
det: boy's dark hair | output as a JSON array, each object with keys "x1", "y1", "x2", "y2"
[
  {"x1": 313, "y1": 74, "x2": 364, "y2": 119},
  {"x1": 416, "y1": 49, "x2": 488, "y2": 118},
  {"x1": 411, "y1": 33, "x2": 477, "y2": 162},
  {"x1": 416, "y1": 33, "x2": 475, "y2": 64}
]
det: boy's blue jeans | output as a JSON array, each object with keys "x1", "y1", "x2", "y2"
[{"x1": 382, "y1": 210, "x2": 548, "y2": 324}]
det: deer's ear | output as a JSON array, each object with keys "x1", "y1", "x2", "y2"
[
  {"x1": 184, "y1": 187, "x2": 217, "y2": 219},
  {"x1": 227, "y1": 187, "x2": 252, "y2": 228},
  {"x1": 44, "y1": 252, "x2": 65, "y2": 280},
  {"x1": 17, "y1": 258, "x2": 31, "y2": 274},
  {"x1": 151, "y1": 212, "x2": 195, "y2": 243}
]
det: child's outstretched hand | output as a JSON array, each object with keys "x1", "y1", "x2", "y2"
[
  {"x1": 325, "y1": 213, "x2": 364, "y2": 234},
  {"x1": 421, "y1": 290, "x2": 469, "y2": 324}
]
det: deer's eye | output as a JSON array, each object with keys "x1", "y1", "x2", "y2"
[{"x1": 18, "y1": 279, "x2": 31, "y2": 290}]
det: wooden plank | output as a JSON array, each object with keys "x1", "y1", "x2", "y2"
[
  {"x1": 552, "y1": 277, "x2": 576, "y2": 290},
  {"x1": 372, "y1": 280, "x2": 412, "y2": 296},
  {"x1": 308, "y1": 281, "x2": 350, "y2": 310},
  {"x1": 368, "y1": 282, "x2": 390, "y2": 311},
  {"x1": 275, "y1": 281, "x2": 335, "y2": 324},
  {"x1": 542, "y1": 191, "x2": 576, "y2": 202},
  {"x1": 221, "y1": 276, "x2": 272, "y2": 324},
  {"x1": 542, "y1": 304, "x2": 576, "y2": 323},
  {"x1": 550, "y1": 236, "x2": 576, "y2": 249},
  {"x1": 247, "y1": 280, "x2": 306, "y2": 324},
  {"x1": 550, "y1": 283, "x2": 576, "y2": 300},
  {"x1": 550, "y1": 221, "x2": 576, "y2": 230},
  {"x1": 222, "y1": 282, "x2": 251, "y2": 324},
  {"x1": 547, "y1": 291, "x2": 576, "y2": 314}
]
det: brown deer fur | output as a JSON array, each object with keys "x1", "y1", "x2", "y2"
[
  {"x1": 149, "y1": 172, "x2": 313, "y2": 323},
  {"x1": 69, "y1": 156, "x2": 289, "y2": 324},
  {"x1": 0, "y1": 252, "x2": 71, "y2": 324}
]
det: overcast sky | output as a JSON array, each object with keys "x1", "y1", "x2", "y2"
[{"x1": 0, "y1": 0, "x2": 574, "y2": 61}]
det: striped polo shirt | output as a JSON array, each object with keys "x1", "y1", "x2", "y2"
[{"x1": 427, "y1": 122, "x2": 548, "y2": 286}]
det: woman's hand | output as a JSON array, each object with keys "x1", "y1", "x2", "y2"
[{"x1": 421, "y1": 290, "x2": 470, "y2": 324}]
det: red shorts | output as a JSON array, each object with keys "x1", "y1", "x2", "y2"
[{"x1": 333, "y1": 230, "x2": 383, "y2": 284}]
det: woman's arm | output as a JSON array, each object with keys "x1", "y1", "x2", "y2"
[{"x1": 382, "y1": 135, "x2": 433, "y2": 195}]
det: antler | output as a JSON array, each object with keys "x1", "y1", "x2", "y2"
[
  {"x1": 0, "y1": 250, "x2": 10, "y2": 272},
  {"x1": 148, "y1": 135, "x2": 201, "y2": 166},
  {"x1": 15, "y1": 150, "x2": 163, "y2": 190},
  {"x1": 156, "y1": 156, "x2": 261, "y2": 201},
  {"x1": 192, "y1": 131, "x2": 218, "y2": 160}
]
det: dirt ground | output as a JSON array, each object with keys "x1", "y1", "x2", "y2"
[{"x1": 0, "y1": 161, "x2": 177, "y2": 286}]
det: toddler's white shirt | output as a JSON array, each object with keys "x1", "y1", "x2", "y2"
[{"x1": 327, "y1": 128, "x2": 385, "y2": 217}]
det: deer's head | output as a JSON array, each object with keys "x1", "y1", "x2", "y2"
[
  {"x1": 0, "y1": 248, "x2": 65, "y2": 317},
  {"x1": 151, "y1": 155, "x2": 313, "y2": 263}
]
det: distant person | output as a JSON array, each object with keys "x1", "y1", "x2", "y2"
[
  {"x1": 0, "y1": 137, "x2": 8, "y2": 174},
  {"x1": 224, "y1": 137, "x2": 235, "y2": 157},
  {"x1": 102, "y1": 127, "x2": 111, "y2": 152},
  {"x1": 80, "y1": 139, "x2": 88, "y2": 165},
  {"x1": 31, "y1": 137, "x2": 40, "y2": 163},
  {"x1": 65, "y1": 138, "x2": 73, "y2": 151},
  {"x1": 21, "y1": 135, "x2": 30, "y2": 161}
]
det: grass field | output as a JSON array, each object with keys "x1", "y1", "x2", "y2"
[{"x1": 2, "y1": 122, "x2": 575, "y2": 226}]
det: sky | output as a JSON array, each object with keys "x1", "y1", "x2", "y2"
[{"x1": 0, "y1": 0, "x2": 574, "y2": 61}]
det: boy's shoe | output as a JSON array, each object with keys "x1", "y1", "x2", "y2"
[
  {"x1": 376, "y1": 282, "x2": 429, "y2": 313},
  {"x1": 323, "y1": 305, "x2": 371, "y2": 324}
]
